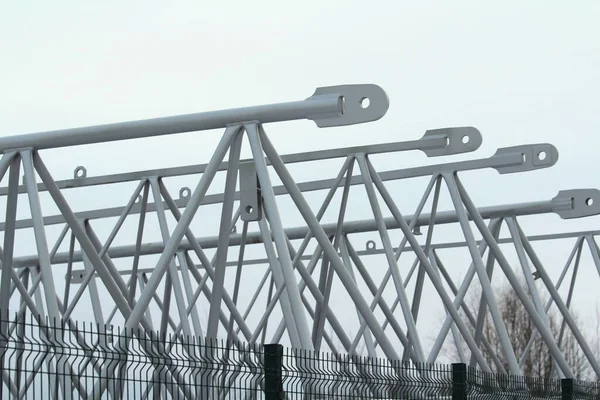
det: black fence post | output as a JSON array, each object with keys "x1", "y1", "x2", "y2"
[
  {"x1": 264, "y1": 344, "x2": 284, "y2": 400},
  {"x1": 562, "y1": 378, "x2": 574, "y2": 400},
  {"x1": 452, "y1": 363, "x2": 467, "y2": 400}
]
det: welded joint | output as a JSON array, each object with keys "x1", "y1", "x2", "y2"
[
  {"x1": 307, "y1": 84, "x2": 389, "y2": 127},
  {"x1": 552, "y1": 189, "x2": 600, "y2": 219},
  {"x1": 493, "y1": 144, "x2": 558, "y2": 174},
  {"x1": 419, "y1": 127, "x2": 482, "y2": 157}
]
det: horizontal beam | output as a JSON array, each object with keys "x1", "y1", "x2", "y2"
[
  {"x1": 0, "y1": 143, "x2": 566, "y2": 231},
  {"x1": 12, "y1": 194, "x2": 585, "y2": 268},
  {"x1": 69, "y1": 227, "x2": 600, "y2": 282},
  {"x1": 0, "y1": 127, "x2": 481, "y2": 196},
  {"x1": 0, "y1": 84, "x2": 388, "y2": 153}
]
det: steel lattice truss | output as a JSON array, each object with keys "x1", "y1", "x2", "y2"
[{"x1": 1, "y1": 84, "x2": 599, "y2": 397}]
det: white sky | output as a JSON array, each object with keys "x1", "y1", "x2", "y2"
[{"x1": 0, "y1": 1, "x2": 599, "y2": 361}]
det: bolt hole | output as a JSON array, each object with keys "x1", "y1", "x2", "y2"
[
  {"x1": 80, "y1": 274, "x2": 83, "y2": 278},
  {"x1": 461, "y1": 135, "x2": 470, "y2": 144},
  {"x1": 245, "y1": 205, "x2": 253, "y2": 214},
  {"x1": 360, "y1": 97, "x2": 370, "y2": 109},
  {"x1": 538, "y1": 151, "x2": 547, "y2": 161},
  {"x1": 586, "y1": 198, "x2": 594, "y2": 206},
  {"x1": 366, "y1": 240, "x2": 376, "y2": 251}
]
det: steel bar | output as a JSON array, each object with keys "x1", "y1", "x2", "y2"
[
  {"x1": 266, "y1": 157, "x2": 353, "y2": 344},
  {"x1": 342, "y1": 238, "x2": 412, "y2": 356},
  {"x1": 0, "y1": 143, "x2": 557, "y2": 232},
  {"x1": 22, "y1": 151, "x2": 63, "y2": 321},
  {"x1": 150, "y1": 177, "x2": 192, "y2": 336},
  {"x1": 123, "y1": 125, "x2": 240, "y2": 332},
  {"x1": 256, "y1": 216, "x2": 302, "y2": 347},
  {"x1": 443, "y1": 172, "x2": 521, "y2": 374},
  {"x1": 0, "y1": 84, "x2": 387, "y2": 153},
  {"x1": 514, "y1": 220, "x2": 600, "y2": 376},
  {"x1": 428, "y1": 251, "x2": 467, "y2": 364},
  {"x1": 261, "y1": 236, "x2": 353, "y2": 351},
  {"x1": 554, "y1": 237, "x2": 581, "y2": 375},
  {"x1": 430, "y1": 249, "x2": 507, "y2": 373},
  {"x1": 585, "y1": 235, "x2": 600, "y2": 280},
  {"x1": 157, "y1": 190, "x2": 252, "y2": 341},
  {"x1": 62, "y1": 182, "x2": 146, "y2": 319},
  {"x1": 17, "y1": 195, "x2": 584, "y2": 270},
  {"x1": 348, "y1": 175, "x2": 439, "y2": 353},
  {"x1": 452, "y1": 174, "x2": 575, "y2": 377},
  {"x1": 227, "y1": 222, "x2": 249, "y2": 342},
  {"x1": 259, "y1": 128, "x2": 402, "y2": 360},
  {"x1": 1, "y1": 79, "x2": 600, "y2": 392},
  {"x1": 207, "y1": 131, "x2": 243, "y2": 339},
  {"x1": 0, "y1": 127, "x2": 481, "y2": 197},
  {"x1": 518, "y1": 237, "x2": 583, "y2": 368},
  {"x1": 366, "y1": 165, "x2": 491, "y2": 370},
  {"x1": 33, "y1": 154, "x2": 191, "y2": 399},
  {"x1": 506, "y1": 216, "x2": 563, "y2": 377},
  {"x1": 356, "y1": 154, "x2": 425, "y2": 361},
  {"x1": 0, "y1": 154, "x2": 20, "y2": 330},
  {"x1": 14, "y1": 269, "x2": 29, "y2": 395},
  {"x1": 312, "y1": 159, "x2": 354, "y2": 351},
  {"x1": 62, "y1": 232, "x2": 76, "y2": 310},
  {"x1": 340, "y1": 237, "x2": 377, "y2": 358},
  {"x1": 404, "y1": 175, "x2": 442, "y2": 361},
  {"x1": 246, "y1": 124, "x2": 313, "y2": 349},
  {"x1": 129, "y1": 181, "x2": 150, "y2": 306},
  {"x1": 469, "y1": 223, "x2": 499, "y2": 368}
]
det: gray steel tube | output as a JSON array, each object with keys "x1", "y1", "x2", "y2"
[
  {"x1": 13, "y1": 200, "x2": 554, "y2": 268},
  {"x1": 0, "y1": 96, "x2": 339, "y2": 153}
]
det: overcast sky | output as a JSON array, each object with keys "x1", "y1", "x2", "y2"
[{"x1": 0, "y1": 1, "x2": 599, "y2": 359}]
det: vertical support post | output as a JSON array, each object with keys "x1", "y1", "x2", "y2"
[
  {"x1": 264, "y1": 344, "x2": 284, "y2": 400},
  {"x1": 452, "y1": 363, "x2": 467, "y2": 400},
  {"x1": 0, "y1": 153, "x2": 20, "y2": 330},
  {"x1": 562, "y1": 378, "x2": 574, "y2": 400}
]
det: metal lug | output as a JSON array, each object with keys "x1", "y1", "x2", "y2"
[
  {"x1": 419, "y1": 127, "x2": 482, "y2": 157},
  {"x1": 239, "y1": 161, "x2": 262, "y2": 221},
  {"x1": 552, "y1": 189, "x2": 600, "y2": 219},
  {"x1": 492, "y1": 144, "x2": 558, "y2": 174},
  {"x1": 307, "y1": 84, "x2": 389, "y2": 127}
]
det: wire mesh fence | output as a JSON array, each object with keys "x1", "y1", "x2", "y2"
[{"x1": 0, "y1": 313, "x2": 599, "y2": 399}]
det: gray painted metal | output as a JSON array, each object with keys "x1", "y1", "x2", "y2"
[
  {"x1": 0, "y1": 84, "x2": 599, "y2": 397},
  {"x1": 0, "y1": 84, "x2": 387, "y2": 153}
]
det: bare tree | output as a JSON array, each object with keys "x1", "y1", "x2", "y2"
[{"x1": 443, "y1": 277, "x2": 589, "y2": 379}]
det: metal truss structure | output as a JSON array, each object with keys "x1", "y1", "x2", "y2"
[{"x1": 1, "y1": 83, "x2": 600, "y2": 397}]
